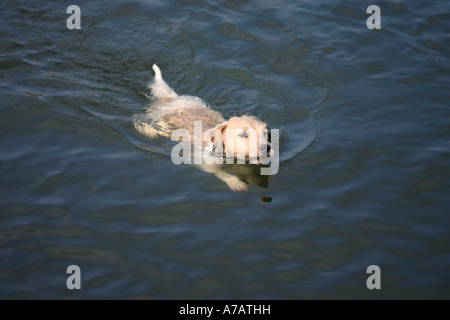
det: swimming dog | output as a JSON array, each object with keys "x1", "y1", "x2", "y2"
[{"x1": 135, "y1": 64, "x2": 274, "y2": 191}]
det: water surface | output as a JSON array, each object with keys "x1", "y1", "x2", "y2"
[{"x1": 0, "y1": 0, "x2": 449, "y2": 299}]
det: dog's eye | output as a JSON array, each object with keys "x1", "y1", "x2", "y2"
[{"x1": 237, "y1": 129, "x2": 247, "y2": 138}]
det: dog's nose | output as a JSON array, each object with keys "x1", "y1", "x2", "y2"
[{"x1": 260, "y1": 144, "x2": 271, "y2": 156}]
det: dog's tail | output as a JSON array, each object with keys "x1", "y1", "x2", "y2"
[{"x1": 149, "y1": 64, "x2": 178, "y2": 99}]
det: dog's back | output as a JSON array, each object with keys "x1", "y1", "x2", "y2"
[{"x1": 136, "y1": 65, "x2": 224, "y2": 138}]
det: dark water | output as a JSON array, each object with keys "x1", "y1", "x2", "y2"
[{"x1": 1, "y1": 0, "x2": 449, "y2": 299}]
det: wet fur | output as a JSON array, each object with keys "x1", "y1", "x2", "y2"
[{"x1": 134, "y1": 64, "x2": 272, "y2": 191}]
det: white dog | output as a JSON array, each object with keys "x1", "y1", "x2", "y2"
[{"x1": 135, "y1": 64, "x2": 274, "y2": 191}]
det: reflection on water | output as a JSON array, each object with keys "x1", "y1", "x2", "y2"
[
  {"x1": 200, "y1": 164, "x2": 272, "y2": 191},
  {"x1": 0, "y1": 0, "x2": 449, "y2": 299}
]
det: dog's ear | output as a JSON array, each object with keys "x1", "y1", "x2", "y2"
[
  {"x1": 265, "y1": 125, "x2": 271, "y2": 143},
  {"x1": 210, "y1": 122, "x2": 227, "y2": 154}
]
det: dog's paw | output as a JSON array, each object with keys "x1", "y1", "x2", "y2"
[{"x1": 225, "y1": 177, "x2": 249, "y2": 192}]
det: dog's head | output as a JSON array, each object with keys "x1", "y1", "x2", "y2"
[{"x1": 209, "y1": 116, "x2": 273, "y2": 163}]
